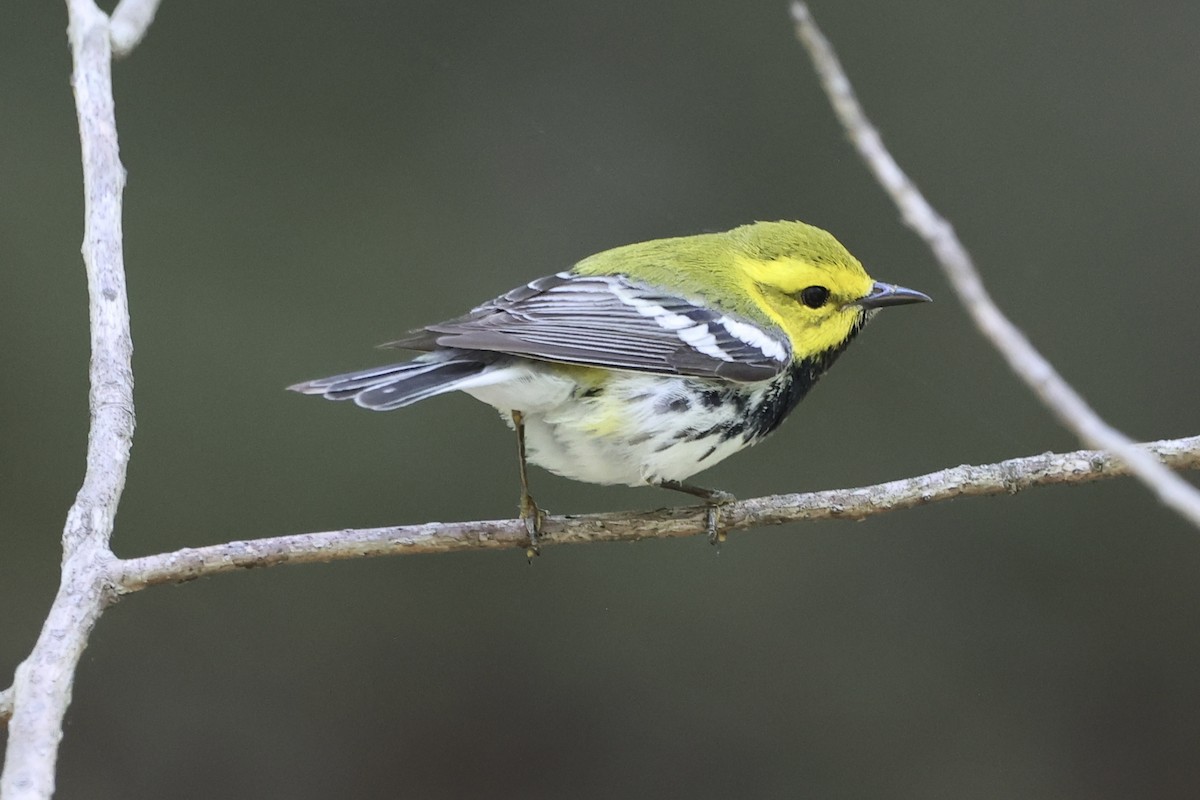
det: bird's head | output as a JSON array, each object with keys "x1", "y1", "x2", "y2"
[{"x1": 728, "y1": 220, "x2": 930, "y2": 357}]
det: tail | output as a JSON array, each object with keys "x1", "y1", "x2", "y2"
[{"x1": 288, "y1": 351, "x2": 495, "y2": 411}]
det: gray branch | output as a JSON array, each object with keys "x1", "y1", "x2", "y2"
[
  {"x1": 0, "y1": 1, "x2": 145, "y2": 797},
  {"x1": 103, "y1": 435, "x2": 1198, "y2": 591},
  {"x1": 789, "y1": 2, "x2": 1200, "y2": 529},
  {"x1": 109, "y1": 0, "x2": 162, "y2": 57},
  {"x1": 5, "y1": 434, "x2": 1196, "y2": 723}
]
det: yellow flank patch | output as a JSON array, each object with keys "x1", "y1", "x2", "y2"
[
  {"x1": 554, "y1": 364, "x2": 610, "y2": 384},
  {"x1": 585, "y1": 402, "x2": 624, "y2": 437},
  {"x1": 549, "y1": 365, "x2": 626, "y2": 436}
]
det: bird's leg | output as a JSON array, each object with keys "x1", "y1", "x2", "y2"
[
  {"x1": 512, "y1": 409, "x2": 543, "y2": 557},
  {"x1": 655, "y1": 479, "x2": 736, "y2": 545}
]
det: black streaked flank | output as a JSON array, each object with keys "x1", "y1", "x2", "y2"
[
  {"x1": 659, "y1": 395, "x2": 691, "y2": 413},
  {"x1": 697, "y1": 388, "x2": 752, "y2": 413},
  {"x1": 659, "y1": 428, "x2": 700, "y2": 449}
]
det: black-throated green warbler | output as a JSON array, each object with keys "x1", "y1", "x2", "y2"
[{"x1": 290, "y1": 220, "x2": 930, "y2": 549}]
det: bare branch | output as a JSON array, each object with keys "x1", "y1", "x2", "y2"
[
  {"x1": 789, "y1": 2, "x2": 1200, "y2": 530},
  {"x1": 1, "y1": 3, "x2": 1194, "y2": 792},
  {"x1": 113, "y1": 436, "x2": 1200, "y2": 591},
  {"x1": 109, "y1": 0, "x2": 162, "y2": 57},
  {"x1": 1, "y1": 1, "x2": 142, "y2": 796}
]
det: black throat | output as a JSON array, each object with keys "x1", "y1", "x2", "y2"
[{"x1": 747, "y1": 321, "x2": 865, "y2": 440}]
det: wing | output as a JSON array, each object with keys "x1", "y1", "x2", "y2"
[{"x1": 382, "y1": 272, "x2": 791, "y2": 383}]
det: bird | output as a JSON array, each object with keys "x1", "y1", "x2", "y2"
[{"x1": 289, "y1": 220, "x2": 930, "y2": 551}]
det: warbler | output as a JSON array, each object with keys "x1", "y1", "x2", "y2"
[{"x1": 289, "y1": 220, "x2": 929, "y2": 549}]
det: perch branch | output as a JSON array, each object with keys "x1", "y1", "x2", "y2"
[
  {"x1": 790, "y1": 2, "x2": 1200, "y2": 529},
  {"x1": 112, "y1": 435, "x2": 1200, "y2": 592},
  {"x1": 0, "y1": 427, "x2": 1180, "y2": 725},
  {"x1": 0, "y1": 1, "x2": 147, "y2": 796}
]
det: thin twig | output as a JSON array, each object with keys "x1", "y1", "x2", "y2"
[
  {"x1": 790, "y1": 2, "x2": 1200, "y2": 530},
  {"x1": 0, "y1": 2, "x2": 146, "y2": 797},
  {"x1": 111, "y1": 435, "x2": 1200, "y2": 592},
  {"x1": 109, "y1": 0, "x2": 162, "y2": 57}
]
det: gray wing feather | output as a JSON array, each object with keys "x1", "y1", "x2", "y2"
[{"x1": 382, "y1": 273, "x2": 789, "y2": 383}]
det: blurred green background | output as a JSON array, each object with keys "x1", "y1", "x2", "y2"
[{"x1": 3, "y1": 1, "x2": 1200, "y2": 797}]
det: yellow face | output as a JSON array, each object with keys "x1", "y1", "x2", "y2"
[{"x1": 735, "y1": 254, "x2": 875, "y2": 358}]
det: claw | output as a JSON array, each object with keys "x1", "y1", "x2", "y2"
[
  {"x1": 519, "y1": 492, "x2": 544, "y2": 558},
  {"x1": 704, "y1": 505, "x2": 728, "y2": 546},
  {"x1": 654, "y1": 479, "x2": 736, "y2": 547}
]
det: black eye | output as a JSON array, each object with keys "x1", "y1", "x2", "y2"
[{"x1": 799, "y1": 286, "x2": 830, "y2": 309}]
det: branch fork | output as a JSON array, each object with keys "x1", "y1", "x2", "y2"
[{"x1": 2, "y1": 4, "x2": 1198, "y2": 799}]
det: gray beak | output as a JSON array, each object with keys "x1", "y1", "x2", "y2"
[{"x1": 856, "y1": 281, "x2": 932, "y2": 310}]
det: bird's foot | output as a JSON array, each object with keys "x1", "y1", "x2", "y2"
[
  {"x1": 700, "y1": 489, "x2": 736, "y2": 546},
  {"x1": 519, "y1": 492, "x2": 545, "y2": 559},
  {"x1": 654, "y1": 480, "x2": 736, "y2": 546}
]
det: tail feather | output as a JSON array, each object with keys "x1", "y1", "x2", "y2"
[{"x1": 288, "y1": 353, "x2": 490, "y2": 411}]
